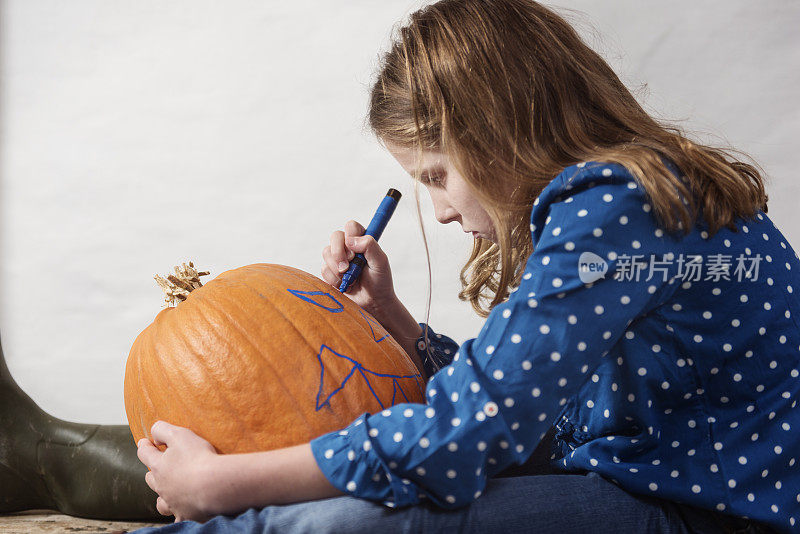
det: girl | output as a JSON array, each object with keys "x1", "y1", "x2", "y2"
[{"x1": 135, "y1": 0, "x2": 798, "y2": 532}]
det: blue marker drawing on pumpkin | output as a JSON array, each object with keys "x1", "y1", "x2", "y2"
[
  {"x1": 359, "y1": 308, "x2": 388, "y2": 343},
  {"x1": 286, "y1": 289, "x2": 387, "y2": 342},
  {"x1": 286, "y1": 289, "x2": 344, "y2": 312},
  {"x1": 286, "y1": 287, "x2": 422, "y2": 409},
  {"x1": 314, "y1": 344, "x2": 423, "y2": 411}
]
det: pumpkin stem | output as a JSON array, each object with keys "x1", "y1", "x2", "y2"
[{"x1": 154, "y1": 261, "x2": 210, "y2": 307}]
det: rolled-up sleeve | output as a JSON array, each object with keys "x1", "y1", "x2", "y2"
[
  {"x1": 414, "y1": 323, "x2": 459, "y2": 380},
  {"x1": 310, "y1": 162, "x2": 681, "y2": 509}
]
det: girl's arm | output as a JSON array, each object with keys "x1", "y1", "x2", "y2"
[
  {"x1": 138, "y1": 421, "x2": 343, "y2": 522},
  {"x1": 377, "y1": 297, "x2": 426, "y2": 375},
  {"x1": 203, "y1": 443, "x2": 343, "y2": 516},
  {"x1": 307, "y1": 162, "x2": 681, "y2": 509},
  {"x1": 373, "y1": 295, "x2": 460, "y2": 381}
]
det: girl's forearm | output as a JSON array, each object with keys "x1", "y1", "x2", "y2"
[
  {"x1": 202, "y1": 443, "x2": 344, "y2": 517},
  {"x1": 379, "y1": 298, "x2": 425, "y2": 376}
]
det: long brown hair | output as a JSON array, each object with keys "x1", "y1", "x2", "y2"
[{"x1": 368, "y1": 0, "x2": 768, "y2": 327}]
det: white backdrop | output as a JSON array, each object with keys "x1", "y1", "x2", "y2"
[{"x1": 1, "y1": 0, "x2": 798, "y2": 424}]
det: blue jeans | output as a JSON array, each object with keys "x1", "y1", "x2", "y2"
[
  {"x1": 132, "y1": 426, "x2": 770, "y2": 534},
  {"x1": 131, "y1": 470, "x2": 769, "y2": 534}
]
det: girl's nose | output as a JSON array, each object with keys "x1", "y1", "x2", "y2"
[
  {"x1": 435, "y1": 207, "x2": 460, "y2": 225},
  {"x1": 436, "y1": 211, "x2": 458, "y2": 224},
  {"x1": 430, "y1": 192, "x2": 459, "y2": 225}
]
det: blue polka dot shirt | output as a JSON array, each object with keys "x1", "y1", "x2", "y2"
[{"x1": 310, "y1": 161, "x2": 800, "y2": 533}]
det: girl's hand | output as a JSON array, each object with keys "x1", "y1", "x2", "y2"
[
  {"x1": 136, "y1": 420, "x2": 219, "y2": 524},
  {"x1": 322, "y1": 219, "x2": 398, "y2": 318}
]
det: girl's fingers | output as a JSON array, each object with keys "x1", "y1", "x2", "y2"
[
  {"x1": 320, "y1": 265, "x2": 341, "y2": 288},
  {"x1": 136, "y1": 439, "x2": 161, "y2": 468},
  {"x1": 329, "y1": 230, "x2": 349, "y2": 267},
  {"x1": 156, "y1": 496, "x2": 172, "y2": 516},
  {"x1": 322, "y1": 221, "x2": 370, "y2": 290},
  {"x1": 150, "y1": 421, "x2": 175, "y2": 447},
  {"x1": 322, "y1": 245, "x2": 346, "y2": 277},
  {"x1": 344, "y1": 220, "x2": 366, "y2": 243},
  {"x1": 343, "y1": 221, "x2": 362, "y2": 262},
  {"x1": 346, "y1": 235, "x2": 387, "y2": 272},
  {"x1": 144, "y1": 470, "x2": 157, "y2": 492}
]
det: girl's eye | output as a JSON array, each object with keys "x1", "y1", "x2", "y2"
[{"x1": 426, "y1": 174, "x2": 445, "y2": 186}]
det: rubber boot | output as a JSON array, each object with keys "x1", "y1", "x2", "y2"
[{"x1": 0, "y1": 331, "x2": 166, "y2": 521}]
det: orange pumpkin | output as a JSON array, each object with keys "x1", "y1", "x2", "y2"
[{"x1": 123, "y1": 262, "x2": 425, "y2": 454}]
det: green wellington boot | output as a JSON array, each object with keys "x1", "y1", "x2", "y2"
[{"x1": 0, "y1": 331, "x2": 166, "y2": 521}]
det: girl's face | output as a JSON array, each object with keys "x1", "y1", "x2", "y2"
[{"x1": 385, "y1": 142, "x2": 497, "y2": 242}]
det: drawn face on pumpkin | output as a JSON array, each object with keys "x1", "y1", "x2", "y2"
[
  {"x1": 124, "y1": 263, "x2": 426, "y2": 456},
  {"x1": 385, "y1": 141, "x2": 497, "y2": 243}
]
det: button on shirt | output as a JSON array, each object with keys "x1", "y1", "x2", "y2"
[{"x1": 310, "y1": 161, "x2": 800, "y2": 534}]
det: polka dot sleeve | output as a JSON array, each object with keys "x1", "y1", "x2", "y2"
[
  {"x1": 414, "y1": 322, "x2": 460, "y2": 380},
  {"x1": 310, "y1": 162, "x2": 684, "y2": 509}
]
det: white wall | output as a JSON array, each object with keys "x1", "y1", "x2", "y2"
[{"x1": 1, "y1": 0, "x2": 798, "y2": 424}]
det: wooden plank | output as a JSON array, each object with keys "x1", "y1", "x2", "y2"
[{"x1": 0, "y1": 509, "x2": 168, "y2": 534}]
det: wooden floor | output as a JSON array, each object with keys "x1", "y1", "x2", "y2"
[{"x1": 0, "y1": 510, "x2": 168, "y2": 534}]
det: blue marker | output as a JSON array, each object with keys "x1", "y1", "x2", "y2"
[{"x1": 339, "y1": 188, "x2": 402, "y2": 293}]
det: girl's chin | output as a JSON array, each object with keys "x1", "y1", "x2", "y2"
[{"x1": 472, "y1": 231, "x2": 495, "y2": 242}]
